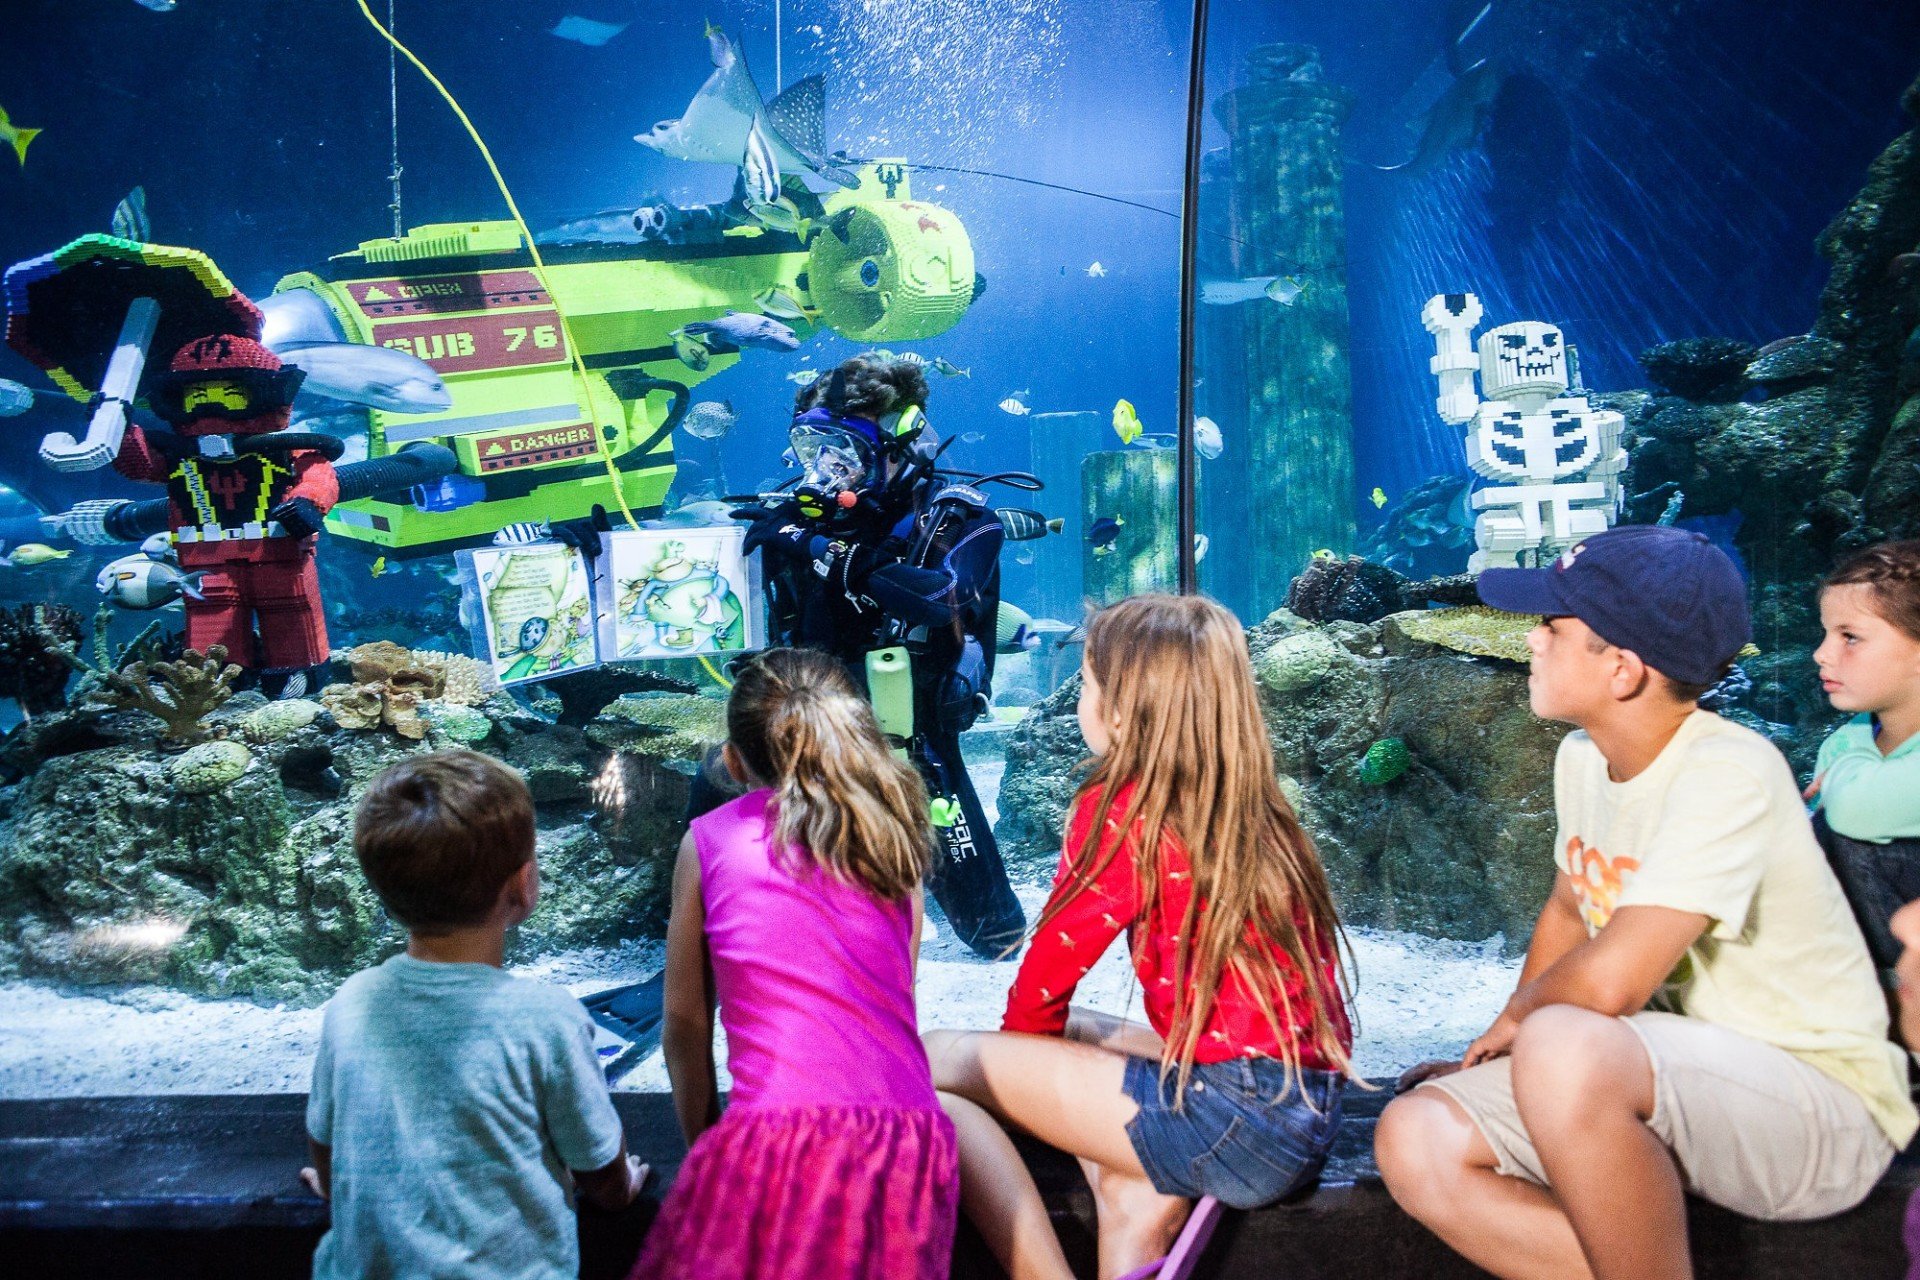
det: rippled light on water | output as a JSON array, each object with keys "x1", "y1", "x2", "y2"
[
  {"x1": 76, "y1": 919, "x2": 189, "y2": 954},
  {"x1": 592, "y1": 756, "x2": 630, "y2": 816}
]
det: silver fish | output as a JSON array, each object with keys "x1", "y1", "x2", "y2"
[
  {"x1": 111, "y1": 186, "x2": 150, "y2": 241},
  {"x1": 0, "y1": 377, "x2": 35, "y2": 417},
  {"x1": 684, "y1": 310, "x2": 798, "y2": 352},
  {"x1": 132, "y1": 0, "x2": 176, "y2": 11},
  {"x1": 492, "y1": 522, "x2": 552, "y2": 547},
  {"x1": 278, "y1": 342, "x2": 452, "y2": 414},
  {"x1": 930, "y1": 357, "x2": 969, "y2": 378},
  {"x1": 1194, "y1": 415, "x2": 1224, "y2": 461},
  {"x1": 785, "y1": 368, "x2": 822, "y2": 386},
  {"x1": 97, "y1": 553, "x2": 203, "y2": 610},
  {"x1": 997, "y1": 397, "x2": 1031, "y2": 417},
  {"x1": 651, "y1": 500, "x2": 737, "y2": 528},
  {"x1": 681, "y1": 400, "x2": 737, "y2": 441},
  {"x1": 1200, "y1": 275, "x2": 1305, "y2": 306}
]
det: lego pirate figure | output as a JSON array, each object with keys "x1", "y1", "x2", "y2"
[
  {"x1": 1422, "y1": 293, "x2": 1626, "y2": 571},
  {"x1": 112, "y1": 333, "x2": 339, "y2": 694},
  {"x1": 731, "y1": 355, "x2": 1026, "y2": 958}
]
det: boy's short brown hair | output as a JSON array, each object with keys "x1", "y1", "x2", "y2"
[{"x1": 353, "y1": 750, "x2": 535, "y2": 933}]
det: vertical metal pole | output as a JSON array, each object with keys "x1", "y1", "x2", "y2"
[
  {"x1": 388, "y1": 0, "x2": 403, "y2": 238},
  {"x1": 1175, "y1": 0, "x2": 1211, "y2": 595},
  {"x1": 774, "y1": 0, "x2": 784, "y2": 92}
]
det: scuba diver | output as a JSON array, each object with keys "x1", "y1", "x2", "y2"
[{"x1": 730, "y1": 354, "x2": 1027, "y2": 959}]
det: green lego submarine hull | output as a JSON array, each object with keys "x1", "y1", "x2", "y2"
[{"x1": 275, "y1": 163, "x2": 978, "y2": 559}]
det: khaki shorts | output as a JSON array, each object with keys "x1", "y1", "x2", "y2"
[{"x1": 1420, "y1": 1011, "x2": 1896, "y2": 1221}]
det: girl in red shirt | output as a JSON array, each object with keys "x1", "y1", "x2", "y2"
[{"x1": 925, "y1": 593, "x2": 1354, "y2": 1279}]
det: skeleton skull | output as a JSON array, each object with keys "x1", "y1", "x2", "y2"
[{"x1": 1478, "y1": 321, "x2": 1569, "y2": 401}]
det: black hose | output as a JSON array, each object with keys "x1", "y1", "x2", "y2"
[{"x1": 1176, "y1": 0, "x2": 1211, "y2": 595}]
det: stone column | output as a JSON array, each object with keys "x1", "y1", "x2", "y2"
[
  {"x1": 1208, "y1": 44, "x2": 1358, "y2": 618},
  {"x1": 1082, "y1": 448, "x2": 1177, "y2": 606}
]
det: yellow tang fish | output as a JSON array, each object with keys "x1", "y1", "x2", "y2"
[
  {"x1": 0, "y1": 105, "x2": 40, "y2": 168},
  {"x1": 1111, "y1": 398, "x2": 1142, "y2": 446},
  {"x1": 2, "y1": 543, "x2": 69, "y2": 566},
  {"x1": 1370, "y1": 486, "x2": 1388, "y2": 509},
  {"x1": 369, "y1": 556, "x2": 387, "y2": 578}
]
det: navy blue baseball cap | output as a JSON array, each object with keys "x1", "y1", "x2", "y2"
[{"x1": 1476, "y1": 525, "x2": 1751, "y2": 686}]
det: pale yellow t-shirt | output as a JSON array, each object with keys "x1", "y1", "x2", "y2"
[{"x1": 1554, "y1": 709, "x2": 1917, "y2": 1147}]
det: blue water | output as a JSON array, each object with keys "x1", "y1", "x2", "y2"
[{"x1": 0, "y1": 0, "x2": 1914, "y2": 629}]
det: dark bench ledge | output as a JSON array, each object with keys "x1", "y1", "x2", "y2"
[{"x1": 3, "y1": 1087, "x2": 1914, "y2": 1279}]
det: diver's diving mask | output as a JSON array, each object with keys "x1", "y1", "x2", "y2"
[{"x1": 787, "y1": 425, "x2": 875, "y2": 516}]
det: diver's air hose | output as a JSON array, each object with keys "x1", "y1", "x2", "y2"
[{"x1": 349, "y1": 0, "x2": 641, "y2": 533}]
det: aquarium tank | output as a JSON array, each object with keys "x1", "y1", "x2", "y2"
[{"x1": 0, "y1": 0, "x2": 1915, "y2": 1096}]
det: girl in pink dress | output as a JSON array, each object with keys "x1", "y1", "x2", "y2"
[{"x1": 630, "y1": 648, "x2": 958, "y2": 1280}]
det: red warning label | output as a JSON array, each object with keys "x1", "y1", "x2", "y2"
[
  {"x1": 346, "y1": 270, "x2": 550, "y2": 317},
  {"x1": 473, "y1": 422, "x2": 599, "y2": 473},
  {"x1": 372, "y1": 309, "x2": 568, "y2": 374}
]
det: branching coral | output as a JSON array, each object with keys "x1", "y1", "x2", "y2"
[{"x1": 87, "y1": 645, "x2": 243, "y2": 746}]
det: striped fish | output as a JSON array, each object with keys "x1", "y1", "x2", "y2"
[{"x1": 491, "y1": 521, "x2": 553, "y2": 547}]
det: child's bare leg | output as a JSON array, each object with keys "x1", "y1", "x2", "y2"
[
  {"x1": 927, "y1": 1028, "x2": 1191, "y2": 1280},
  {"x1": 1510, "y1": 1006, "x2": 1689, "y2": 1280},
  {"x1": 1376, "y1": 1089, "x2": 1592, "y2": 1280},
  {"x1": 938, "y1": 1089, "x2": 1075, "y2": 1280}
]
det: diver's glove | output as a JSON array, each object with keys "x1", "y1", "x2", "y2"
[
  {"x1": 816, "y1": 542, "x2": 949, "y2": 605},
  {"x1": 552, "y1": 504, "x2": 613, "y2": 565},
  {"x1": 733, "y1": 501, "x2": 815, "y2": 562},
  {"x1": 269, "y1": 497, "x2": 328, "y2": 539}
]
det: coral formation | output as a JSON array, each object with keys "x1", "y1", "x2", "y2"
[
  {"x1": 586, "y1": 692, "x2": 727, "y2": 762},
  {"x1": 1359, "y1": 737, "x2": 1410, "y2": 786},
  {"x1": 0, "y1": 602, "x2": 83, "y2": 716},
  {"x1": 86, "y1": 645, "x2": 243, "y2": 747},
  {"x1": 320, "y1": 641, "x2": 470, "y2": 740},
  {"x1": 237, "y1": 698, "x2": 323, "y2": 744},
  {"x1": 1251, "y1": 626, "x2": 1343, "y2": 694},
  {"x1": 167, "y1": 739, "x2": 255, "y2": 794},
  {"x1": 1383, "y1": 606, "x2": 1536, "y2": 665},
  {"x1": 423, "y1": 703, "x2": 492, "y2": 745}
]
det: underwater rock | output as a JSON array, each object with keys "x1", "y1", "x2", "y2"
[
  {"x1": 1382, "y1": 606, "x2": 1536, "y2": 665},
  {"x1": 511, "y1": 819, "x2": 674, "y2": 954},
  {"x1": 423, "y1": 702, "x2": 492, "y2": 746},
  {"x1": 1746, "y1": 336, "x2": 1842, "y2": 386},
  {"x1": 237, "y1": 698, "x2": 323, "y2": 744},
  {"x1": 1638, "y1": 337, "x2": 1757, "y2": 402},
  {"x1": 992, "y1": 676, "x2": 1091, "y2": 883},
  {"x1": 586, "y1": 692, "x2": 727, "y2": 763},
  {"x1": 1251, "y1": 622, "x2": 1344, "y2": 694},
  {"x1": 167, "y1": 739, "x2": 255, "y2": 794},
  {"x1": 995, "y1": 614, "x2": 1565, "y2": 947},
  {"x1": 539, "y1": 663, "x2": 700, "y2": 728},
  {"x1": 1284, "y1": 555, "x2": 1409, "y2": 625}
]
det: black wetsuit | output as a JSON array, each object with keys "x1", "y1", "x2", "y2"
[{"x1": 724, "y1": 479, "x2": 1026, "y2": 959}]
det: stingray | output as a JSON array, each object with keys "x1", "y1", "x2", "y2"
[
  {"x1": 635, "y1": 25, "x2": 853, "y2": 189},
  {"x1": 1371, "y1": 59, "x2": 1508, "y2": 174}
]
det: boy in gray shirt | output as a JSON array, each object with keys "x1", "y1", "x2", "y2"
[{"x1": 303, "y1": 750, "x2": 645, "y2": 1279}]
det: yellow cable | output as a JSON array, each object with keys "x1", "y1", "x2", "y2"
[
  {"x1": 352, "y1": 0, "x2": 641, "y2": 532},
  {"x1": 698, "y1": 655, "x2": 733, "y2": 689}
]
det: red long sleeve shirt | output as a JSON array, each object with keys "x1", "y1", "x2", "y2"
[{"x1": 1002, "y1": 783, "x2": 1353, "y2": 1069}]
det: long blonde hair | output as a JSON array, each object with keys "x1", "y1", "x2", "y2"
[
  {"x1": 1044, "y1": 594, "x2": 1354, "y2": 1100},
  {"x1": 727, "y1": 648, "x2": 934, "y2": 901}
]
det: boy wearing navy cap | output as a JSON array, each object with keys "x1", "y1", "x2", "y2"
[{"x1": 1375, "y1": 526, "x2": 1915, "y2": 1280}]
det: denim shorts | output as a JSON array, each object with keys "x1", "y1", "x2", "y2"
[{"x1": 1121, "y1": 1055, "x2": 1343, "y2": 1209}]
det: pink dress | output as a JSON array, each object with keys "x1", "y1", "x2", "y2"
[{"x1": 630, "y1": 789, "x2": 958, "y2": 1280}]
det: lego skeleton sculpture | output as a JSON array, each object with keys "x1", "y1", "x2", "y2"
[{"x1": 1422, "y1": 293, "x2": 1625, "y2": 571}]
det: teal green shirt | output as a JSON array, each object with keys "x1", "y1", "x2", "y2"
[{"x1": 1814, "y1": 715, "x2": 1920, "y2": 843}]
